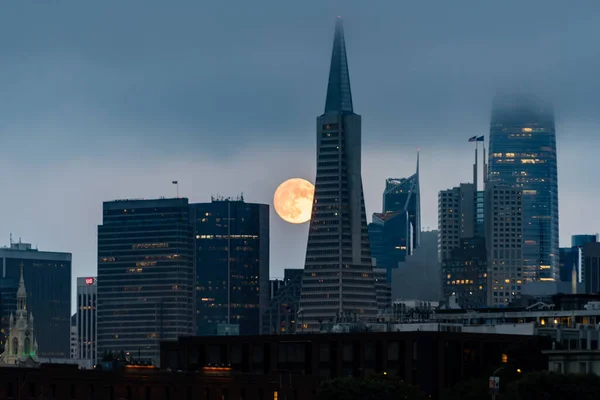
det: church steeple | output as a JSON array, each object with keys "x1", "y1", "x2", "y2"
[
  {"x1": 324, "y1": 17, "x2": 354, "y2": 114},
  {"x1": 17, "y1": 263, "x2": 27, "y2": 313}
]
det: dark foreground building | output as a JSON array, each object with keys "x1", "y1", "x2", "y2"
[
  {"x1": 161, "y1": 331, "x2": 549, "y2": 400},
  {"x1": 0, "y1": 331, "x2": 549, "y2": 400}
]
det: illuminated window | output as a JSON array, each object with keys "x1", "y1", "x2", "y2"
[{"x1": 502, "y1": 353, "x2": 508, "y2": 363}]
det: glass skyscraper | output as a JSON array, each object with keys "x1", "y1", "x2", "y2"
[
  {"x1": 97, "y1": 198, "x2": 194, "y2": 365},
  {"x1": 488, "y1": 94, "x2": 559, "y2": 282},
  {"x1": 190, "y1": 198, "x2": 269, "y2": 336}
]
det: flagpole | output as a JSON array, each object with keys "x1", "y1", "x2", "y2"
[{"x1": 473, "y1": 140, "x2": 478, "y2": 192}]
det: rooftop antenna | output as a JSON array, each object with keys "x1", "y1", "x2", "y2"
[{"x1": 10, "y1": 233, "x2": 13, "y2": 246}]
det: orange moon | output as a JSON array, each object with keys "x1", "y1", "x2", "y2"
[{"x1": 273, "y1": 178, "x2": 315, "y2": 224}]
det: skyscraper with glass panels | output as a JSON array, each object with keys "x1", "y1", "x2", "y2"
[{"x1": 488, "y1": 94, "x2": 559, "y2": 282}]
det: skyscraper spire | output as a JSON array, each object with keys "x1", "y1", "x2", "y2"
[
  {"x1": 324, "y1": 18, "x2": 353, "y2": 114},
  {"x1": 416, "y1": 148, "x2": 420, "y2": 177}
]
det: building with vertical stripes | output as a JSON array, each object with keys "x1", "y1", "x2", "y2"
[{"x1": 300, "y1": 19, "x2": 377, "y2": 332}]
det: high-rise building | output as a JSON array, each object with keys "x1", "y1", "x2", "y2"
[
  {"x1": 485, "y1": 185, "x2": 524, "y2": 306},
  {"x1": 0, "y1": 278, "x2": 17, "y2": 352},
  {"x1": 262, "y1": 269, "x2": 302, "y2": 335},
  {"x1": 488, "y1": 94, "x2": 559, "y2": 282},
  {"x1": 368, "y1": 157, "x2": 421, "y2": 280},
  {"x1": 190, "y1": 197, "x2": 269, "y2": 336},
  {"x1": 571, "y1": 234, "x2": 598, "y2": 284},
  {"x1": 97, "y1": 198, "x2": 194, "y2": 364},
  {"x1": 583, "y1": 242, "x2": 600, "y2": 294},
  {"x1": 391, "y1": 230, "x2": 439, "y2": 301},
  {"x1": 374, "y1": 268, "x2": 392, "y2": 312},
  {"x1": 437, "y1": 183, "x2": 476, "y2": 263},
  {"x1": 368, "y1": 210, "x2": 410, "y2": 280},
  {"x1": 382, "y1": 155, "x2": 421, "y2": 248},
  {"x1": 300, "y1": 19, "x2": 377, "y2": 331},
  {"x1": 558, "y1": 247, "x2": 579, "y2": 284},
  {"x1": 75, "y1": 277, "x2": 97, "y2": 367},
  {"x1": 442, "y1": 237, "x2": 487, "y2": 308},
  {"x1": 0, "y1": 242, "x2": 71, "y2": 358}
]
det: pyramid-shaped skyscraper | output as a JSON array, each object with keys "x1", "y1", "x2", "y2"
[{"x1": 299, "y1": 19, "x2": 377, "y2": 332}]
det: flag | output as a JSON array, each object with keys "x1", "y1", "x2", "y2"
[
  {"x1": 172, "y1": 181, "x2": 178, "y2": 184},
  {"x1": 468, "y1": 136, "x2": 485, "y2": 142}
]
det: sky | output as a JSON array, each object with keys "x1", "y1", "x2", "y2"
[{"x1": 1, "y1": 1, "x2": 600, "y2": 306}]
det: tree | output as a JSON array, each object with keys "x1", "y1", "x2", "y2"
[
  {"x1": 316, "y1": 375, "x2": 428, "y2": 400},
  {"x1": 443, "y1": 377, "x2": 489, "y2": 400},
  {"x1": 503, "y1": 371, "x2": 600, "y2": 400}
]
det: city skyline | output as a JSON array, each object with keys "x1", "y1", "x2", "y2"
[{"x1": 2, "y1": 1, "x2": 600, "y2": 302}]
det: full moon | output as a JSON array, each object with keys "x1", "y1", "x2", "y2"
[{"x1": 273, "y1": 178, "x2": 315, "y2": 224}]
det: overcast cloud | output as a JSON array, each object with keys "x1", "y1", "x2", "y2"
[{"x1": 1, "y1": 1, "x2": 599, "y2": 306}]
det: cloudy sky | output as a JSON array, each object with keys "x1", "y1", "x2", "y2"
[{"x1": 1, "y1": 1, "x2": 599, "y2": 303}]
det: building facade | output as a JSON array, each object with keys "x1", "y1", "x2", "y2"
[
  {"x1": 382, "y1": 156, "x2": 421, "y2": 248},
  {"x1": 0, "y1": 242, "x2": 71, "y2": 358},
  {"x1": 374, "y1": 268, "x2": 392, "y2": 312},
  {"x1": 572, "y1": 234, "x2": 598, "y2": 284},
  {"x1": 300, "y1": 19, "x2": 377, "y2": 331},
  {"x1": 75, "y1": 277, "x2": 97, "y2": 367},
  {"x1": 485, "y1": 185, "x2": 524, "y2": 306},
  {"x1": 584, "y1": 242, "x2": 600, "y2": 294},
  {"x1": 368, "y1": 210, "x2": 410, "y2": 280},
  {"x1": 262, "y1": 269, "x2": 302, "y2": 335},
  {"x1": 488, "y1": 94, "x2": 559, "y2": 282},
  {"x1": 190, "y1": 198, "x2": 269, "y2": 336},
  {"x1": 97, "y1": 198, "x2": 195, "y2": 364},
  {"x1": 391, "y1": 230, "x2": 439, "y2": 302},
  {"x1": 559, "y1": 247, "x2": 579, "y2": 285},
  {"x1": 0, "y1": 278, "x2": 18, "y2": 352},
  {"x1": 437, "y1": 183, "x2": 476, "y2": 263},
  {"x1": 442, "y1": 237, "x2": 488, "y2": 309}
]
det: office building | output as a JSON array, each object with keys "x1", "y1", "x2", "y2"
[
  {"x1": 572, "y1": 234, "x2": 598, "y2": 284},
  {"x1": 262, "y1": 269, "x2": 302, "y2": 335},
  {"x1": 0, "y1": 242, "x2": 71, "y2": 358},
  {"x1": 559, "y1": 247, "x2": 579, "y2": 284},
  {"x1": 75, "y1": 277, "x2": 97, "y2": 367},
  {"x1": 382, "y1": 155, "x2": 421, "y2": 248},
  {"x1": 97, "y1": 198, "x2": 195, "y2": 364},
  {"x1": 584, "y1": 242, "x2": 600, "y2": 294},
  {"x1": 368, "y1": 210, "x2": 410, "y2": 280},
  {"x1": 441, "y1": 237, "x2": 487, "y2": 308},
  {"x1": 190, "y1": 197, "x2": 269, "y2": 336},
  {"x1": 488, "y1": 94, "x2": 559, "y2": 282},
  {"x1": 300, "y1": 19, "x2": 377, "y2": 331},
  {"x1": 70, "y1": 314, "x2": 77, "y2": 360},
  {"x1": 391, "y1": 230, "x2": 439, "y2": 301},
  {"x1": 485, "y1": 185, "x2": 524, "y2": 306},
  {"x1": 374, "y1": 268, "x2": 392, "y2": 312},
  {"x1": 437, "y1": 183, "x2": 476, "y2": 263},
  {"x1": 0, "y1": 278, "x2": 17, "y2": 352}
]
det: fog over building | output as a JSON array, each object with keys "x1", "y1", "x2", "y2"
[{"x1": 488, "y1": 94, "x2": 559, "y2": 282}]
